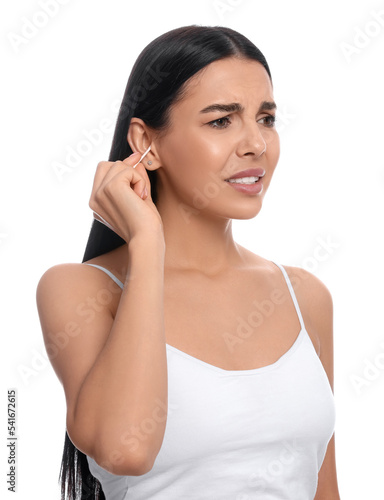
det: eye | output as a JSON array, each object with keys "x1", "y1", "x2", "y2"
[
  {"x1": 208, "y1": 116, "x2": 231, "y2": 129},
  {"x1": 258, "y1": 114, "x2": 277, "y2": 128}
]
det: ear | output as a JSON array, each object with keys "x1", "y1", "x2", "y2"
[{"x1": 127, "y1": 118, "x2": 161, "y2": 171}]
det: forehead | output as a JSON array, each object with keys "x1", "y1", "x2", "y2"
[{"x1": 178, "y1": 57, "x2": 273, "y2": 106}]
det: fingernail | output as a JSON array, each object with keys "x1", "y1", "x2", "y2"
[
  {"x1": 129, "y1": 152, "x2": 140, "y2": 158},
  {"x1": 140, "y1": 187, "x2": 148, "y2": 199}
]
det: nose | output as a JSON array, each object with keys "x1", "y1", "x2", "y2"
[{"x1": 237, "y1": 119, "x2": 267, "y2": 159}]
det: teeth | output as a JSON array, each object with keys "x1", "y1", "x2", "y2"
[{"x1": 227, "y1": 176, "x2": 259, "y2": 184}]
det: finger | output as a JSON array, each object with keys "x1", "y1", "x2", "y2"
[
  {"x1": 130, "y1": 162, "x2": 153, "y2": 199},
  {"x1": 99, "y1": 152, "x2": 141, "y2": 186},
  {"x1": 92, "y1": 152, "x2": 141, "y2": 191},
  {"x1": 122, "y1": 154, "x2": 152, "y2": 182},
  {"x1": 122, "y1": 166, "x2": 147, "y2": 199},
  {"x1": 89, "y1": 162, "x2": 143, "y2": 227},
  {"x1": 128, "y1": 159, "x2": 155, "y2": 201},
  {"x1": 122, "y1": 151, "x2": 141, "y2": 167},
  {"x1": 96, "y1": 159, "x2": 147, "y2": 199}
]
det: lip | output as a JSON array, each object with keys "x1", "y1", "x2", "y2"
[
  {"x1": 226, "y1": 180, "x2": 263, "y2": 195},
  {"x1": 225, "y1": 168, "x2": 265, "y2": 181}
]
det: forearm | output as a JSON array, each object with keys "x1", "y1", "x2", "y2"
[{"x1": 71, "y1": 234, "x2": 167, "y2": 473}]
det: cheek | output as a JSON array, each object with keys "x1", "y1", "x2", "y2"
[
  {"x1": 192, "y1": 132, "x2": 227, "y2": 167},
  {"x1": 263, "y1": 127, "x2": 279, "y2": 147},
  {"x1": 160, "y1": 128, "x2": 226, "y2": 181}
]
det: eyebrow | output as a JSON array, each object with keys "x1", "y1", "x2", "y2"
[{"x1": 199, "y1": 100, "x2": 277, "y2": 114}]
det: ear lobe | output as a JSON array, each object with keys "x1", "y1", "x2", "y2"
[{"x1": 142, "y1": 155, "x2": 161, "y2": 172}]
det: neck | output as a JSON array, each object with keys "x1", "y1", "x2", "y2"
[{"x1": 156, "y1": 197, "x2": 246, "y2": 275}]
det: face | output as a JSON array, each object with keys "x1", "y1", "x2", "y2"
[{"x1": 153, "y1": 57, "x2": 280, "y2": 221}]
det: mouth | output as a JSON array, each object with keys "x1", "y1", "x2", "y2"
[
  {"x1": 224, "y1": 168, "x2": 266, "y2": 185},
  {"x1": 225, "y1": 176, "x2": 261, "y2": 185}
]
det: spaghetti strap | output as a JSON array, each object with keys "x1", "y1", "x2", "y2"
[
  {"x1": 84, "y1": 263, "x2": 124, "y2": 289},
  {"x1": 270, "y1": 261, "x2": 305, "y2": 331},
  {"x1": 84, "y1": 262, "x2": 305, "y2": 330}
]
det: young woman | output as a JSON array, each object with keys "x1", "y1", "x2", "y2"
[{"x1": 36, "y1": 25, "x2": 340, "y2": 499}]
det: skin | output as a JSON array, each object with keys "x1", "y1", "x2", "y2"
[
  {"x1": 95, "y1": 57, "x2": 340, "y2": 496},
  {"x1": 129, "y1": 56, "x2": 280, "y2": 273},
  {"x1": 40, "y1": 57, "x2": 340, "y2": 494}
]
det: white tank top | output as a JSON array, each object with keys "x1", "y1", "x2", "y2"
[{"x1": 84, "y1": 261, "x2": 336, "y2": 499}]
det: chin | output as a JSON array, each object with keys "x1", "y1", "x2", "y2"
[
  {"x1": 232, "y1": 207, "x2": 263, "y2": 220},
  {"x1": 217, "y1": 200, "x2": 264, "y2": 221}
]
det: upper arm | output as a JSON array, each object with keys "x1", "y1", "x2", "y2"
[
  {"x1": 35, "y1": 263, "x2": 118, "y2": 450},
  {"x1": 287, "y1": 266, "x2": 340, "y2": 499}
]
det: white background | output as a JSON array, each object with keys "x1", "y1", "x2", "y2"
[{"x1": 2, "y1": 0, "x2": 384, "y2": 498}]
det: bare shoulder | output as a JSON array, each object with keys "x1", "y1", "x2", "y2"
[
  {"x1": 37, "y1": 261, "x2": 103, "y2": 290},
  {"x1": 238, "y1": 248, "x2": 334, "y2": 357},
  {"x1": 36, "y1": 261, "x2": 122, "y2": 307},
  {"x1": 283, "y1": 265, "x2": 335, "y2": 385},
  {"x1": 35, "y1": 262, "x2": 121, "y2": 410},
  {"x1": 239, "y1": 248, "x2": 333, "y2": 314},
  {"x1": 282, "y1": 265, "x2": 333, "y2": 311},
  {"x1": 36, "y1": 263, "x2": 98, "y2": 314},
  {"x1": 283, "y1": 265, "x2": 333, "y2": 333},
  {"x1": 36, "y1": 242, "x2": 128, "y2": 314}
]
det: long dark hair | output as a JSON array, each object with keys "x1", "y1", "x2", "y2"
[{"x1": 59, "y1": 24, "x2": 272, "y2": 499}]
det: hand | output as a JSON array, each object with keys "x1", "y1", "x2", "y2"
[{"x1": 89, "y1": 152, "x2": 164, "y2": 242}]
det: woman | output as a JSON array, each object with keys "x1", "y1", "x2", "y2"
[{"x1": 36, "y1": 25, "x2": 340, "y2": 499}]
